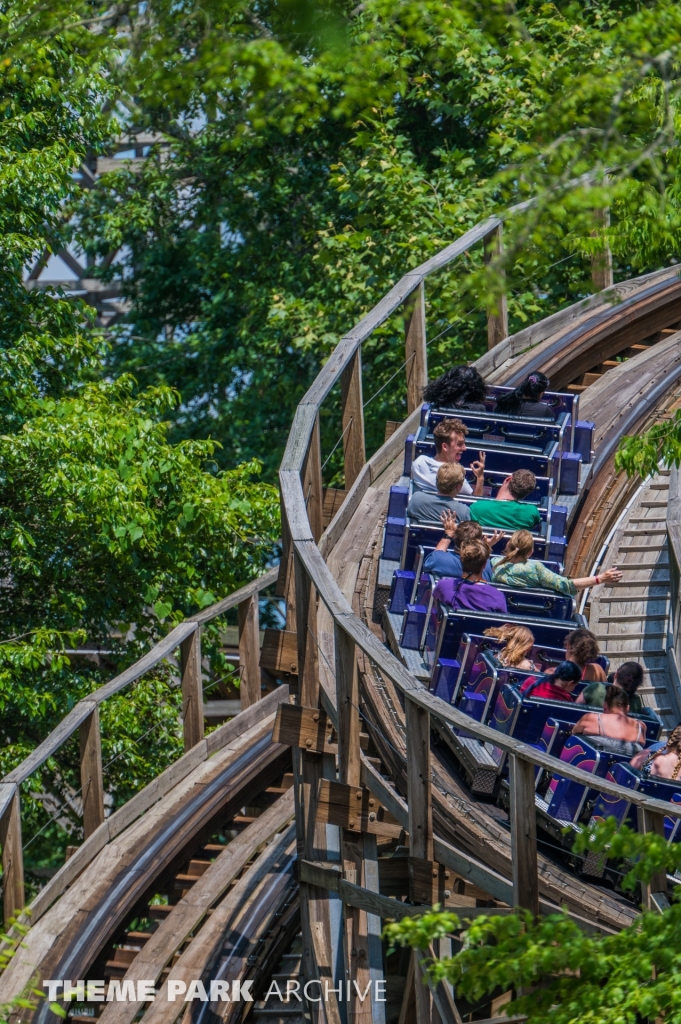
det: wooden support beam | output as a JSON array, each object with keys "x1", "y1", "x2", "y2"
[
  {"x1": 364, "y1": 833, "x2": 387, "y2": 1024},
  {"x1": 406, "y1": 696, "x2": 433, "y2": 863},
  {"x1": 640, "y1": 808, "x2": 668, "y2": 908},
  {"x1": 334, "y1": 622, "x2": 361, "y2": 789},
  {"x1": 79, "y1": 707, "x2": 105, "y2": 840},
  {"x1": 275, "y1": 496, "x2": 296, "y2": 635},
  {"x1": 591, "y1": 208, "x2": 614, "y2": 292},
  {"x1": 0, "y1": 786, "x2": 24, "y2": 925},
  {"x1": 302, "y1": 413, "x2": 324, "y2": 544},
  {"x1": 484, "y1": 224, "x2": 508, "y2": 350},
  {"x1": 180, "y1": 627, "x2": 204, "y2": 751},
  {"x1": 238, "y1": 594, "x2": 261, "y2": 709},
  {"x1": 293, "y1": 549, "x2": 319, "y2": 709},
  {"x1": 509, "y1": 754, "x2": 539, "y2": 916},
  {"x1": 404, "y1": 283, "x2": 428, "y2": 415},
  {"x1": 341, "y1": 346, "x2": 366, "y2": 492},
  {"x1": 412, "y1": 948, "x2": 432, "y2": 1024}
]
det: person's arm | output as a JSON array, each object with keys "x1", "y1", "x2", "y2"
[
  {"x1": 470, "y1": 451, "x2": 486, "y2": 497},
  {"x1": 435, "y1": 510, "x2": 457, "y2": 551},
  {"x1": 571, "y1": 714, "x2": 593, "y2": 735},
  {"x1": 483, "y1": 529, "x2": 505, "y2": 548},
  {"x1": 630, "y1": 748, "x2": 649, "y2": 769},
  {"x1": 569, "y1": 567, "x2": 623, "y2": 590}
]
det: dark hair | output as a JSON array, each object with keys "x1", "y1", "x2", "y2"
[
  {"x1": 551, "y1": 660, "x2": 582, "y2": 684},
  {"x1": 604, "y1": 684, "x2": 630, "y2": 712},
  {"x1": 455, "y1": 521, "x2": 483, "y2": 547},
  {"x1": 564, "y1": 627, "x2": 599, "y2": 667},
  {"x1": 423, "y1": 365, "x2": 487, "y2": 408},
  {"x1": 615, "y1": 662, "x2": 643, "y2": 696},
  {"x1": 460, "y1": 539, "x2": 491, "y2": 575},
  {"x1": 432, "y1": 418, "x2": 468, "y2": 453},
  {"x1": 508, "y1": 469, "x2": 536, "y2": 501},
  {"x1": 495, "y1": 372, "x2": 551, "y2": 416}
]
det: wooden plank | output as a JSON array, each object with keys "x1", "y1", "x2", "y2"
[
  {"x1": 180, "y1": 627, "x2": 204, "y2": 751},
  {"x1": 398, "y1": 952, "x2": 416, "y2": 1024},
  {"x1": 406, "y1": 696, "x2": 432, "y2": 863},
  {"x1": 316, "y1": 779, "x2": 402, "y2": 839},
  {"x1": 412, "y1": 947, "x2": 432, "y2": 1024},
  {"x1": 322, "y1": 487, "x2": 347, "y2": 529},
  {"x1": 79, "y1": 708, "x2": 104, "y2": 840},
  {"x1": 640, "y1": 808, "x2": 668, "y2": 908},
  {"x1": 260, "y1": 627, "x2": 298, "y2": 676},
  {"x1": 591, "y1": 209, "x2": 614, "y2": 292},
  {"x1": 96, "y1": 791, "x2": 295, "y2": 1024},
  {"x1": 509, "y1": 754, "x2": 539, "y2": 916},
  {"x1": 0, "y1": 787, "x2": 24, "y2": 925},
  {"x1": 302, "y1": 412, "x2": 324, "y2": 544},
  {"x1": 335, "y1": 621, "x2": 361, "y2": 788},
  {"x1": 341, "y1": 347, "x2": 365, "y2": 491},
  {"x1": 363, "y1": 833, "x2": 387, "y2": 1024},
  {"x1": 238, "y1": 594, "x2": 261, "y2": 709},
  {"x1": 409, "y1": 857, "x2": 451, "y2": 907},
  {"x1": 273, "y1": 703, "x2": 336, "y2": 754},
  {"x1": 404, "y1": 282, "x2": 428, "y2": 415},
  {"x1": 485, "y1": 224, "x2": 508, "y2": 349},
  {"x1": 293, "y1": 547, "x2": 319, "y2": 707}
]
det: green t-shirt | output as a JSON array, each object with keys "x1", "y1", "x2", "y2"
[
  {"x1": 581, "y1": 681, "x2": 643, "y2": 713},
  {"x1": 470, "y1": 498, "x2": 540, "y2": 531}
]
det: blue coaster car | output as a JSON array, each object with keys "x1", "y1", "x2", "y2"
[
  {"x1": 401, "y1": 522, "x2": 552, "y2": 575},
  {"x1": 590, "y1": 762, "x2": 681, "y2": 841},
  {"x1": 425, "y1": 408, "x2": 571, "y2": 454}
]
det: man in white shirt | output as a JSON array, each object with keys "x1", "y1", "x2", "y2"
[{"x1": 411, "y1": 418, "x2": 485, "y2": 496}]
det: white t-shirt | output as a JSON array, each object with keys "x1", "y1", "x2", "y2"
[{"x1": 411, "y1": 455, "x2": 473, "y2": 495}]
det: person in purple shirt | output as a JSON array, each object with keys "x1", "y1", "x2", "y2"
[{"x1": 432, "y1": 539, "x2": 508, "y2": 614}]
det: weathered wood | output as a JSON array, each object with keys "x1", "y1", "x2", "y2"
[
  {"x1": 4, "y1": 697, "x2": 98, "y2": 786},
  {"x1": 180, "y1": 626, "x2": 204, "y2": 751},
  {"x1": 95, "y1": 790, "x2": 295, "y2": 1024},
  {"x1": 273, "y1": 704, "x2": 335, "y2": 754},
  {"x1": 398, "y1": 952, "x2": 417, "y2": 1024},
  {"x1": 238, "y1": 593, "x2": 261, "y2": 709},
  {"x1": 322, "y1": 487, "x2": 348, "y2": 529},
  {"x1": 406, "y1": 696, "x2": 433, "y2": 863},
  {"x1": 409, "y1": 857, "x2": 452, "y2": 907},
  {"x1": 412, "y1": 948, "x2": 432, "y2": 1024},
  {"x1": 302, "y1": 413, "x2": 324, "y2": 544},
  {"x1": 293, "y1": 548, "x2": 319, "y2": 708},
  {"x1": 316, "y1": 779, "x2": 402, "y2": 838},
  {"x1": 404, "y1": 282, "x2": 428, "y2": 415},
  {"x1": 0, "y1": 787, "x2": 24, "y2": 925},
  {"x1": 335, "y1": 621, "x2": 361, "y2": 788},
  {"x1": 509, "y1": 754, "x2": 539, "y2": 916},
  {"x1": 341, "y1": 346, "x2": 366, "y2": 491},
  {"x1": 79, "y1": 707, "x2": 104, "y2": 840},
  {"x1": 363, "y1": 832, "x2": 387, "y2": 1024},
  {"x1": 485, "y1": 224, "x2": 509, "y2": 349},
  {"x1": 591, "y1": 208, "x2": 614, "y2": 292},
  {"x1": 640, "y1": 808, "x2": 668, "y2": 907}
]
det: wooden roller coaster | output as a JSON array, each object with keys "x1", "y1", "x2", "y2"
[{"x1": 4, "y1": 197, "x2": 681, "y2": 1024}]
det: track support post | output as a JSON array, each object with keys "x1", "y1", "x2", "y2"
[
  {"x1": 180, "y1": 626, "x2": 204, "y2": 751},
  {"x1": 0, "y1": 784, "x2": 24, "y2": 926},
  {"x1": 484, "y1": 223, "x2": 508, "y2": 350},
  {"x1": 509, "y1": 753, "x2": 539, "y2": 917},
  {"x1": 591, "y1": 208, "x2": 614, "y2": 292},
  {"x1": 404, "y1": 283, "x2": 428, "y2": 415},
  {"x1": 79, "y1": 706, "x2": 105, "y2": 839},
  {"x1": 641, "y1": 808, "x2": 669, "y2": 910},
  {"x1": 238, "y1": 594, "x2": 261, "y2": 709},
  {"x1": 341, "y1": 346, "x2": 366, "y2": 492},
  {"x1": 303, "y1": 413, "x2": 324, "y2": 544}
]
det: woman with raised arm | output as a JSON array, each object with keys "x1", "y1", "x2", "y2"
[
  {"x1": 495, "y1": 372, "x2": 554, "y2": 419},
  {"x1": 491, "y1": 530, "x2": 623, "y2": 595},
  {"x1": 422, "y1": 365, "x2": 487, "y2": 412},
  {"x1": 631, "y1": 725, "x2": 681, "y2": 779}
]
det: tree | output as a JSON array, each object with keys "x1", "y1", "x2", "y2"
[
  {"x1": 73, "y1": 0, "x2": 681, "y2": 480},
  {"x1": 384, "y1": 821, "x2": 681, "y2": 1024},
  {"x1": 0, "y1": 1, "x2": 279, "y2": 888}
]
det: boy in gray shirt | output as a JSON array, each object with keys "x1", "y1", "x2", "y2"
[{"x1": 407, "y1": 463, "x2": 472, "y2": 524}]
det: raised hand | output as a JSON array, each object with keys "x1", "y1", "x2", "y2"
[
  {"x1": 598, "y1": 567, "x2": 624, "y2": 584},
  {"x1": 440, "y1": 509, "x2": 458, "y2": 538},
  {"x1": 483, "y1": 529, "x2": 505, "y2": 548},
  {"x1": 470, "y1": 450, "x2": 486, "y2": 479}
]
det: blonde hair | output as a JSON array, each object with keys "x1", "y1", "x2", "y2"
[
  {"x1": 496, "y1": 529, "x2": 534, "y2": 568},
  {"x1": 436, "y1": 462, "x2": 465, "y2": 496},
  {"x1": 484, "y1": 624, "x2": 535, "y2": 667}
]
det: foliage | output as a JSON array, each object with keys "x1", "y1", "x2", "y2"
[
  {"x1": 616, "y1": 408, "x2": 681, "y2": 479},
  {"x1": 384, "y1": 821, "x2": 681, "y2": 1024},
  {"x1": 68, "y1": 0, "x2": 681, "y2": 481},
  {"x1": 0, "y1": 0, "x2": 280, "y2": 883},
  {"x1": 0, "y1": 915, "x2": 65, "y2": 1023}
]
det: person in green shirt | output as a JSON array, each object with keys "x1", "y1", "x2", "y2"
[
  {"x1": 578, "y1": 662, "x2": 645, "y2": 714},
  {"x1": 491, "y1": 529, "x2": 623, "y2": 595},
  {"x1": 470, "y1": 469, "x2": 541, "y2": 531}
]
